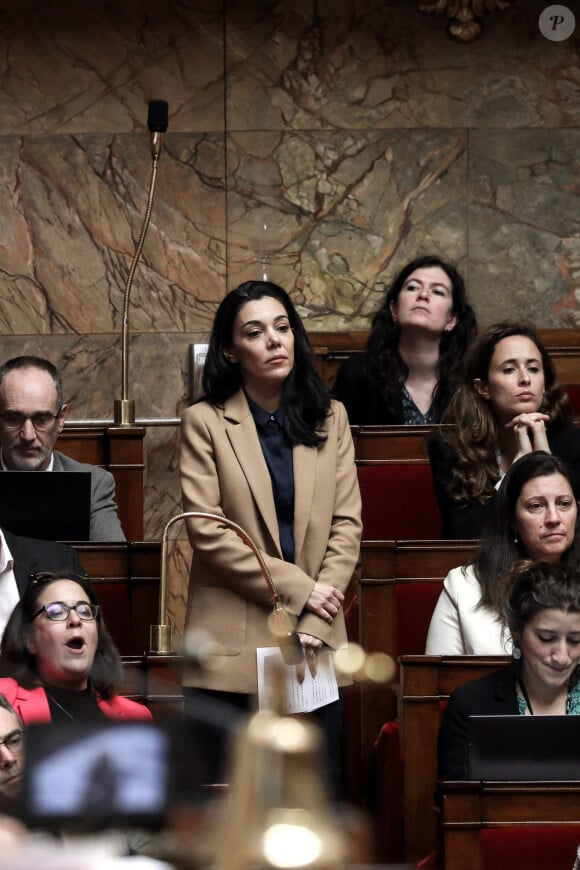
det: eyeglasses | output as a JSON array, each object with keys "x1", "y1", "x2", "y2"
[
  {"x1": 32, "y1": 601, "x2": 99, "y2": 622},
  {"x1": 0, "y1": 408, "x2": 62, "y2": 432},
  {"x1": 0, "y1": 731, "x2": 24, "y2": 754}
]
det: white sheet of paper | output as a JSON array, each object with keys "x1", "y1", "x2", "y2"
[{"x1": 256, "y1": 647, "x2": 339, "y2": 713}]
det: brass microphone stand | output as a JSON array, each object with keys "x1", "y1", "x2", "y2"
[
  {"x1": 114, "y1": 103, "x2": 167, "y2": 426},
  {"x1": 150, "y1": 511, "x2": 301, "y2": 664}
]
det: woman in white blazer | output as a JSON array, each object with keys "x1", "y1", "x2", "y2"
[{"x1": 426, "y1": 451, "x2": 579, "y2": 655}]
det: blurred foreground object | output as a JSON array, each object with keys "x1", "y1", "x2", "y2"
[
  {"x1": 196, "y1": 662, "x2": 348, "y2": 870},
  {"x1": 334, "y1": 642, "x2": 395, "y2": 685},
  {"x1": 185, "y1": 645, "x2": 394, "y2": 869}
]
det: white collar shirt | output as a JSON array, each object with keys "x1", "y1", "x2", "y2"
[
  {"x1": 0, "y1": 449, "x2": 54, "y2": 471},
  {"x1": 0, "y1": 528, "x2": 19, "y2": 641}
]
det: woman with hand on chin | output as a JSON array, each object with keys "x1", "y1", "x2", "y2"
[
  {"x1": 180, "y1": 280, "x2": 362, "y2": 791},
  {"x1": 332, "y1": 255, "x2": 476, "y2": 425},
  {"x1": 0, "y1": 571, "x2": 151, "y2": 724},
  {"x1": 438, "y1": 560, "x2": 580, "y2": 780},
  {"x1": 429, "y1": 321, "x2": 580, "y2": 539}
]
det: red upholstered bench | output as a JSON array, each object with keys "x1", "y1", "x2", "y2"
[
  {"x1": 357, "y1": 464, "x2": 441, "y2": 540},
  {"x1": 395, "y1": 581, "x2": 443, "y2": 655},
  {"x1": 92, "y1": 581, "x2": 132, "y2": 655},
  {"x1": 481, "y1": 825, "x2": 580, "y2": 870},
  {"x1": 373, "y1": 699, "x2": 448, "y2": 864},
  {"x1": 373, "y1": 721, "x2": 404, "y2": 863}
]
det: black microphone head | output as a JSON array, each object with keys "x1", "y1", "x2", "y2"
[{"x1": 147, "y1": 100, "x2": 169, "y2": 133}]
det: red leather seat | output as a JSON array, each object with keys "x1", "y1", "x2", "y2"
[
  {"x1": 357, "y1": 464, "x2": 441, "y2": 540},
  {"x1": 373, "y1": 721, "x2": 404, "y2": 862},
  {"x1": 565, "y1": 385, "x2": 580, "y2": 420},
  {"x1": 395, "y1": 581, "x2": 443, "y2": 655},
  {"x1": 481, "y1": 825, "x2": 580, "y2": 870}
]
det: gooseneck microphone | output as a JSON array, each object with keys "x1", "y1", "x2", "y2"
[
  {"x1": 148, "y1": 99, "x2": 168, "y2": 159},
  {"x1": 114, "y1": 99, "x2": 169, "y2": 425},
  {"x1": 151, "y1": 511, "x2": 304, "y2": 667}
]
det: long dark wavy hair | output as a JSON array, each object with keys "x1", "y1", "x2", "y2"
[
  {"x1": 472, "y1": 452, "x2": 578, "y2": 615},
  {"x1": 440, "y1": 321, "x2": 572, "y2": 503},
  {"x1": 201, "y1": 280, "x2": 331, "y2": 446},
  {"x1": 0, "y1": 570, "x2": 124, "y2": 698},
  {"x1": 363, "y1": 255, "x2": 477, "y2": 420}
]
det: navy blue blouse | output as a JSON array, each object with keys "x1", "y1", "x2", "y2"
[{"x1": 248, "y1": 397, "x2": 295, "y2": 562}]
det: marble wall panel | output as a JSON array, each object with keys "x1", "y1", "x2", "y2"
[
  {"x1": 468, "y1": 129, "x2": 580, "y2": 327},
  {"x1": 0, "y1": 0, "x2": 224, "y2": 134},
  {"x1": 225, "y1": 0, "x2": 580, "y2": 131},
  {"x1": 0, "y1": 332, "x2": 193, "y2": 417},
  {"x1": 165, "y1": 537, "x2": 193, "y2": 644},
  {"x1": 0, "y1": 133, "x2": 226, "y2": 334},
  {"x1": 226, "y1": 128, "x2": 468, "y2": 329}
]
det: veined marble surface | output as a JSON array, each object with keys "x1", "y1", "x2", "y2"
[{"x1": 0, "y1": 0, "x2": 577, "y2": 636}]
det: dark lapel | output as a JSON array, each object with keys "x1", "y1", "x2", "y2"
[
  {"x1": 2, "y1": 528, "x2": 39, "y2": 596},
  {"x1": 223, "y1": 391, "x2": 281, "y2": 554},
  {"x1": 492, "y1": 664, "x2": 520, "y2": 714}
]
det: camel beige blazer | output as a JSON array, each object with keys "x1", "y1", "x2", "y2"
[{"x1": 179, "y1": 391, "x2": 362, "y2": 693}]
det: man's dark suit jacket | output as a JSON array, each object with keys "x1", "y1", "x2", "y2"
[
  {"x1": 3, "y1": 527, "x2": 85, "y2": 597},
  {"x1": 437, "y1": 664, "x2": 518, "y2": 780}
]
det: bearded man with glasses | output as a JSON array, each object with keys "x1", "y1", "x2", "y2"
[{"x1": 0, "y1": 357, "x2": 125, "y2": 541}]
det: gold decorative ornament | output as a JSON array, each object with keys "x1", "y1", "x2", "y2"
[{"x1": 419, "y1": 0, "x2": 511, "y2": 42}]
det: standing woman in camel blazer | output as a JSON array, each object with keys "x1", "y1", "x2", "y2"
[{"x1": 180, "y1": 280, "x2": 362, "y2": 788}]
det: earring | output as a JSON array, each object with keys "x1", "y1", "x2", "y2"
[
  {"x1": 512, "y1": 642, "x2": 522, "y2": 661},
  {"x1": 514, "y1": 533, "x2": 519, "y2": 545}
]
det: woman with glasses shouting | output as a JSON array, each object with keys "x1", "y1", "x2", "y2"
[{"x1": 0, "y1": 571, "x2": 151, "y2": 724}]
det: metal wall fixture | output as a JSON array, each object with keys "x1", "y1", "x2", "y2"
[{"x1": 419, "y1": 0, "x2": 511, "y2": 42}]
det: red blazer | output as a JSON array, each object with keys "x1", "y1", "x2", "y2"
[{"x1": 0, "y1": 677, "x2": 152, "y2": 724}]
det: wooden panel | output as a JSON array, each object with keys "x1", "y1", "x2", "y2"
[
  {"x1": 121, "y1": 654, "x2": 183, "y2": 719},
  {"x1": 56, "y1": 426, "x2": 145, "y2": 540},
  {"x1": 57, "y1": 428, "x2": 108, "y2": 465},
  {"x1": 393, "y1": 540, "x2": 477, "y2": 578},
  {"x1": 74, "y1": 542, "x2": 161, "y2": 657},
  {"x1": 399, "y1": 655, "x2": 509, "y2": 863},
  {"x1": 358, "y1": 540, "x2": 478, "y2": 750},
  {"x1": 309, "y1": 329, "x2": 580, "y2": 397},
  {"x1": 352, "y1": 425, "x2": 437, "y2": 461},
  {"x1": 442, "y1": 782, "x2": 580, "y2": 870}
]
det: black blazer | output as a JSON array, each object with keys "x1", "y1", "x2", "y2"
[
  {"x1": 437, "y1": 665, "x2": 518, "y2": 780},
  {"x1": 3, "y1": 528, "x2": 85, "y2": 597},
  {"x1": 332, "y1": 354, "x2": 405, "y2": 425},
  {"x1": 428, "y1": 423, "x2": 580, "y2": 539}
]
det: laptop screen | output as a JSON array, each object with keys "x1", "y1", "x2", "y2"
[
  {"x1": 0, "y1": 471, "x2": 91, "y2": 540},
  {"x1": 467, "y1": 714, "x2": 580, "y2": 781}
]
